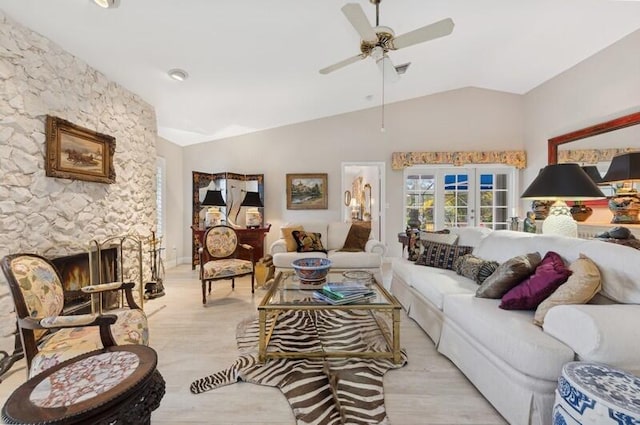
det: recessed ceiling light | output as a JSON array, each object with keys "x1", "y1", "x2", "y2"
[
  {"x1": 92, "y1": 0, "x2": 120, "y2": 9},
  {"x1": 168, "y1": 69, "x2": 189, "y2": 81}
]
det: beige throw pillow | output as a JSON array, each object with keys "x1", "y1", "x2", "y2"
[
  {"x1": 533, "y1": 254, "x2": 602, "y2": 326},
  {"x1": 282, "y1": 226, "x2": 304, "y2": 252}
]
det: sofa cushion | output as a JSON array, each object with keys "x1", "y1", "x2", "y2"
[
  {"x1": 292, "y1": 230, "x2": 327, "y2": 253},
  {"x1": 476, "y1": 252, "x2": 541, "y2": 299},
  {"x1": 327, "y1": 250, "x2": 381, "y2": 269},
  {"x1": 339, "y1": 224, "x2": 371, "y2": 252},
  {"x1": 281, "y1": 225, "x2": 304, "y2": 252},
  {"x1": 443, "y1": 294, "x2": 575, "y2": 381},
  {"x1": 327, "y1": 222, "x2": 352, "y2": 251},
  {"x1": 448, "y1": 226, "x2": 493, "y2": 247},
  {"x1": 420, "y1": 231, "x2": 458, "y2": 246},
  {"x1": 500, "y1": 251, "x2": 571, "y2": 310},
  {"x1": 543, "y1": 304, "x2": 640, "y2": 374},
  {"x1": 411, "y1": 268, "x2": 477, "y2": 310},
  {"x1": 534, "y1": 254, "x2": 602, "y2": 326},
  {"x1": 416, "y1": 241, "x2": 473, "y2": 270}
]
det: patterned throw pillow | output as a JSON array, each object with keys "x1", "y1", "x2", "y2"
[
  {"x1": 416, "y1": 241, "x2": 473, "y2": 270},
  {"x1": 454, "y1": 254, "x2": 485, "y2": 281},
  {"x1": 407, "y1": 231, "x2": 421, "y2": 261},
  {"x1": 292, "y1": 230, "x2": 326, "y2": 253},
  {"x1": 476, "y1": 260, "x2": 499, "y2": 284}
]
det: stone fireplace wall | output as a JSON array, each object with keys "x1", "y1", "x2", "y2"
[{"x1": 0, "y1": 11, "x2": 157, "y2": 354}]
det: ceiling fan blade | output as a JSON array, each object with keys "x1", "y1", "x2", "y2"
[
  {"x1": 390, "y1": 18, "x2": 454, "y2": 50},
  {"x1": 341, "y1": 3, "x2": 378, "y2": 43},
  {"x1": 377, "y1": 55, "x2": 400, "y2": 83},
  {"x1": 319, "y1": 54, "x2": 367, "y2": 75}
]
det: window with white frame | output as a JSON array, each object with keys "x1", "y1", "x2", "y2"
[{"x1": 404, "y1": 166, "x2": 517, "y2": 230}]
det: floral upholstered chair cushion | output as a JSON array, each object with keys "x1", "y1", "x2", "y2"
[
  {"x1": 3, "y1": 254, "x2": 149, "y2": 378},
  {"x1": 206, "y1": 226, "x2": 238, "y2": 258},
  {"x1": 202, "y1": 259, "x2": 253, "y2": 279}
]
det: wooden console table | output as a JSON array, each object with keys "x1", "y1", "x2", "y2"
[{"x1": 191, "y1": 225, "x2": 271, "y2": 269}]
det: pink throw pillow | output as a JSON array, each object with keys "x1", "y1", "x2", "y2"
[{"x1": 500, "y1": 251, "x2": 571, "y2": 310}]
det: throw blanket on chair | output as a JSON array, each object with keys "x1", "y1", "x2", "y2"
[{"x1": 191, "y1": 309, "x2": 407, "y2": 425}]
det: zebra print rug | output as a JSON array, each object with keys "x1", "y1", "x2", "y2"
[{"x1": 191, "y1": 309, "x2": 407, "y2": 425}]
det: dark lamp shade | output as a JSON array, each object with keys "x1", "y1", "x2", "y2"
[
  {"x1": 601, "y1": 152, "x2": 640, "y2": 183},
  {"x1": 201, "y1": 190, "x2": 226, "y2": 206},
  {"x1": 581, "y1": 166, "x2": 604, "y2": 185},
  {"x1": 521, "y1": 163, "x2": 605, "y2": 201},
  {"x1": 240, "y1": 191, "x2": 263, "y2": 207}
]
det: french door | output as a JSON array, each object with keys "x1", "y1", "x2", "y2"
[{"x1": 404, "y1": 166, "x2": 516, "y2": 230}]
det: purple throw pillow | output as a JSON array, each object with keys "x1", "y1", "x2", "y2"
[{"x1": 500, "y1": 251, "x2": 571, "y2": 310}]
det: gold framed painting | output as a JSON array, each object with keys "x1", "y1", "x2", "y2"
[
  {"x1": 45, "y1": 115, "x2": 116, "y2": 184},
  {"x1": 286, "y1": 173, "x2": 328, "y2": 210}
]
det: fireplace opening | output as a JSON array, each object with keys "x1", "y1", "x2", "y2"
[{"x1": 51, "y1": 247, "x2": 119, "y2": 315}]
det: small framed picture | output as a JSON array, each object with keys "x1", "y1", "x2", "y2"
[
  {"x1": 45, "y1": 115, "x2": 116, "y2": 184},
  {"x1": 286, "y1": 173, "x2": 328, "y2": 210}
]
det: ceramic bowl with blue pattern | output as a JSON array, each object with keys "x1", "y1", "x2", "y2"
[{"x1": 292, "y1": 258, "x2": 332, "y2": 283}]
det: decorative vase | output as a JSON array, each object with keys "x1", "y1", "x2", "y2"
[{"x1": 570, "y1": 203, "x2": 593, "y2": 222}]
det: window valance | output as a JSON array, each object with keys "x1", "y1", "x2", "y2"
[{"x1": 391, "y1": 150, "x2": 526, "y2": 170}]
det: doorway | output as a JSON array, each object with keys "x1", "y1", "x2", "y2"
[{"x1": 341, "y1": 162, "x2": 386, "y2": 243}]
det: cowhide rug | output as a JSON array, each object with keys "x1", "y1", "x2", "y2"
[{"x1": 191, "y1": 309, "x2": 407, "y2": 425}]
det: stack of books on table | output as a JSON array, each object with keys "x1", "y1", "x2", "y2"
[{"x1": 313, "y1": 282, "x2": 376, "y2": 305}]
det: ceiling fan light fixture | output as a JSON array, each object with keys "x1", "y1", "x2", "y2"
[
  {"x1": 92, "y1": 0, "x2": 120, "y2": 9},
  {"x1": 168, "y1": 69, "x2": 189, "y2": 81},
  {"x1": 377, "y1": 55, "x2": 400, "y2": 83}
]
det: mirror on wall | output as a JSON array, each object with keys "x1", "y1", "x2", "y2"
[
  {"x1": 548, "y1": 112, "x2": 640, "y2": 165},
  {"x1": 548, "y1": 112, "x2": 640, "y2": 198}
]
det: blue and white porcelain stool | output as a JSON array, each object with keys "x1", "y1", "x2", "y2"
[{"x1": 553, "y1": 361, "x2": 640, "y2": 424}]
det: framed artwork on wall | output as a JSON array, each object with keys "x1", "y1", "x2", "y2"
[
  {"x1": 286, "y1": 173, "x2": 328, "y2": 210},
  {"x1": 45, "y1": 115, "x2": 116, "y2": 184}
]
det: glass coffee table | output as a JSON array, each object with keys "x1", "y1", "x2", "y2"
[{"x1": 257, "y1": 269, "x2": 402, "y2": 364}]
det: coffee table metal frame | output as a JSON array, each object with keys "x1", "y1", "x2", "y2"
[{"x1": 258, "y1": 270, "x2": 402, "y2": 364}]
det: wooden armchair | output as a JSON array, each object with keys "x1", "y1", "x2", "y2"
[
  {"x1": 199, "y1": 225, "x2": 255, "y2": 304},
  {"x1": 1, "y1": 253, "x2": 149, "y2": 378}
]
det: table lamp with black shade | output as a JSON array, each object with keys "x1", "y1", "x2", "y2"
[
  {"x1": 240, "y1": 191, "x2": 264, "y2": 228},
  {"x1": 201, "y1": 189, "x2": 226, "y2": 227},
  {"x1": 521, "y1": 163, "x2": 605, "y2": 237},
  {"x1": 601, "y1": 152, "x2": 640, "y2": 224}
]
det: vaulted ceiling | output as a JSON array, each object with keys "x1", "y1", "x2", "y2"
[{"x1": 2, "y1": 0, "x2": 640, "y2": 146}]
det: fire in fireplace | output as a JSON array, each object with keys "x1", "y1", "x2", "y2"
[{"x1": 51, "y1": 247, "x2": 119, "y2": 314}]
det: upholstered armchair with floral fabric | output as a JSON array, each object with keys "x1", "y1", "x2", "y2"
[
  {"x1": 1, "y1": 253, "x2": 148, "y2": 378},
  {"x1": 199, "y1": 225, "x2": 254, "y2": 304}
]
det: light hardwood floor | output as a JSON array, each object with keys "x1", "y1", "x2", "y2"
[{"x1": 0, "y1": 265, "x2": 507, "y2": 425}]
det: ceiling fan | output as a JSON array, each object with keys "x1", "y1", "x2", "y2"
[{"x1": 320, "y1": 0, "x2": 454, "y2": 82}]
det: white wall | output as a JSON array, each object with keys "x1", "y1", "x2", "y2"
[
  {"x1": 182, "y1": 87, "x2": 524, "y2": 259},
  {"x1": 156, "y1": 136, "x2": 184, "y2": 267},
  {"x1": 523, "y1": 29, "x2": 640, "y2": 203}
]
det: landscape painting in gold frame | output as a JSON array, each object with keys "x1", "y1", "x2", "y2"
[
  {"x1": 45, "y1": 115, "x2": 116, "y2": 184},
  {"x1": 286, "y1": 173, "x2": 328, "y2": 210}
]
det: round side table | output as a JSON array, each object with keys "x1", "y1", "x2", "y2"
[
  {"x1": 553, "y1": 361, "x2": 640, "y2": 424},
  {"x1": 2, "y1": 345, "x2": 165, "y2": 425}
]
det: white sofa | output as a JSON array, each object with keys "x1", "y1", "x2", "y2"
[
  {"x1": 269, "y1": 222, "x2": 386, "y2": 272},
  {"x1": 390, "y1": 228, "x2": 640, "y2": 425}
]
